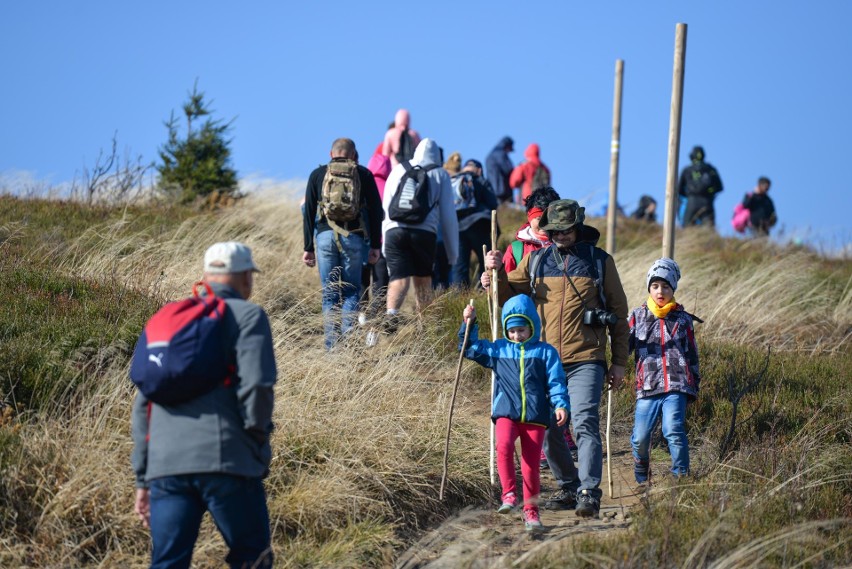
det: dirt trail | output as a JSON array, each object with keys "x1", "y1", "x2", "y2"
[{"x1": 396, "y1": 430, "x2": 642, "y2": 569}]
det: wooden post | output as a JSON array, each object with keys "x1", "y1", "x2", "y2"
[
  {"x1": 489, "y1": 210, "x2": 499, "y2": 485},
  {"x1": 662, "y1": 23, "x2": 687, "y2": 259},
  {"x1": 606, "y1": 59, "x2": 625, "y2": 255}
]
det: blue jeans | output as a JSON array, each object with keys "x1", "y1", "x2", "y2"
[
  {"x1": 631, "y1": 392, "x2": 689, "y2": 477},
  {"x1": 149, "y1": 474, "x2": 272, "y2": 569},
  {"x1": 315, "y1": 229, "x2": 364, "y2": 349}
]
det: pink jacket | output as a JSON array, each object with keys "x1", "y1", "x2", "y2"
[
  {"x1": 381, "y1": 109, "x2": 421, "y2": 169},
  {"x1": 367, "y1": 153, "x2": 392, "y2": 200}
]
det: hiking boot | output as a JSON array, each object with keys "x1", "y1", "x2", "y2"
[
  {"x1": 634, "y1": 460, "x2": 650, "y2": 484},
  {"x1": 544, "y1": 487, "x2": 576, "y2": 510},
  {"x1": 575, "y1": 490, "x2": 600, "y2": 518},
  {"x1": 523, "y1": 508, "x2": 543, "y2": 533},
  {"x1": 497, "y1": 492, "x2": 517, "y2": 514}
]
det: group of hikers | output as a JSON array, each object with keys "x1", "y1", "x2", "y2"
[{"x1": 128, "y1": 109, "x2": 769, "y2": 566}]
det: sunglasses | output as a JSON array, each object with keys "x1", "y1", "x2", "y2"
[{"x1": 550, "y1": 228, "x2": 576, "y2": 236}]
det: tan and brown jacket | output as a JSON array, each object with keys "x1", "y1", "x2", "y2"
[{"x1": 495, "y1": 226, "x2": 629, "y2": 367}]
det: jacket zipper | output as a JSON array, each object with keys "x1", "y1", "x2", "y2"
[
  {"x1": 659, "y1": 318, "x2": 669, "y2": 391},
  {"x1": 519, "y1": 343, "x2": 527, "y2": 422}
]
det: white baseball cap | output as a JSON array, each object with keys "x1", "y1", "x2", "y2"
[{"x1": 203, "y1": 241, "x2": 261, "y2": 274}]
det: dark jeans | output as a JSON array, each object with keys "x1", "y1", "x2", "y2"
[
  {"x1": 451, "y1": 218, "x2": 490, "y2": 287},
  {"x1": 149, "y1": 474, "x2": 272, "y2": 569}
]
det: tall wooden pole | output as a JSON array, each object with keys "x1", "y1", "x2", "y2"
[
  {"x1": 606, "y1": 59, "x2": 625, "y2": 255},
  {"x1": 662, "y1": 23, "x2": 687, "y2": 260}
]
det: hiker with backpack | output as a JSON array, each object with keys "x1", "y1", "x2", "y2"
[
  {"x1": 482, "y1": 199, "x2": 630, "y2": 518},
  {"x1": 485, "y1": 136, "x2": 515, "y2": 205},
  {"x1": 131, "y1": 241, "x2": 277, "y2": 569},
  {"x1": 509, "y1": 143, "x2": 551, "y2": 208},
  {"x1": 459, "y1": 295, "x2": 569, "y2": 533},
  {"x1": 629, "y1": 258, "x2": 702, "y2": 483},
  {"x1": 302, "y1": 138, "x2": 383, "y2": 349},
  {"x1": 382, "y1": 138, "x2": 458, "y2": 325},
  {"x1": 741, "y1": 176, "x2": 777, "y2": 236},
  {"x1": 678, "y1": 145, "x2": 724, "y2": 227},
  {"x1": 451, "y1": 158, "x2": 498, "y2": 288},
  {"x1": 501, "y1": 186, "x2": 560, "y2": 273},
  {"x1": 381, "y1": 108, "x2": 421, "y2": 169}
]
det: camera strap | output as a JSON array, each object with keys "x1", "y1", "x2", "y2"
[{"x1": 553, "y1": 245, "x2": 607, "y2": 310}]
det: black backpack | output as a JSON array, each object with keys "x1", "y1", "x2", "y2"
[
  {"x1": 395, "y1": 130, "x2": 415, "y2": 165},
  {"x1": 451, "y1": 171, "x2": 477, "y2": 218},
  {"x1": 388, "y1": 162, "x2": 439, "y2": 223}
]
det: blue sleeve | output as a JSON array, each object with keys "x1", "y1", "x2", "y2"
[
  {"x1": 458, "y1": 321, "x2": 497, "y2": 368},
  {"x1": 545, "y1": 347, "x2": 568, "y2": 410}
]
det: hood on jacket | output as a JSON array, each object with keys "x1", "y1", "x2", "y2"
[
  {"x1": 394, "y1": 108, "x2": 411, "y2": 130},
  {"x1": 575, "y1": 224, "x2": 601, "y2": 246},
  {"x1": 524, "y1": 143, "x2": 541, "y2": 164},
  {"x1": 501, "y1": 294, "x2": 541, "y2": 343},
  {"x1": 493, "y1": 136, "x2": 514, "y2": 152},
  {"x1": 367, "y1": 153, "x2": 391, "y2": 180},
  {"x1": 412, "y1": 138, "x2": 441, "y2": 167}
]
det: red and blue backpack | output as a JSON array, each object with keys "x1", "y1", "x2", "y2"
[{"x1": 130, "y1": 282, "x2": 234, "y2": 405}]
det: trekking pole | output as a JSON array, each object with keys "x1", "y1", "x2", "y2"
[
  {"x1": 606, "y1": 387, "x2": 614, "y2": 498},
  {"x1": 440, "y1": 299, "x2": 475, "y2": 501},
  {"x1": 489, "y1": 210, "x2": 499, "y2": 486},
  {"x1": 482, "y1": 245, "x2": 494, "y2": 326}
]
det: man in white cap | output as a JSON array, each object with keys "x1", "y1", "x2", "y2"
[{"x1": 132, "y1": 241, "x2": 277, "y2": 568}]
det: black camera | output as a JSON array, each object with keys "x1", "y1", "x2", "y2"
[{"x1": 583, "y1": 308, "x2": 618, "y2": 327}]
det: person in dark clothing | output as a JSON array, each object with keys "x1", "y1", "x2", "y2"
[
  {"x1": 742, "y1": 176, "x2": 777, "y2": 236},
  {"x1": 451, "y1": 159, "x2": 499, "y2": 287},
  {"x1": 631, "y1": 195, "x2": 657, "y2": 223},
  {"x1": 302, "y1": 138, "x2": 383, "y2": 349},
  {"x1": 486, "y1": 136, "x2": 515, "y2": 204},
  {"x1": 678, "y1": 146, "x2": 724, "y2": 227}
]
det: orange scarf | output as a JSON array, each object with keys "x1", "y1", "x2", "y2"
[{"x1": 647, "y1": 296, "x2": 677, "y2": 319}]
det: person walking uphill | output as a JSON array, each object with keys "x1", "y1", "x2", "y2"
[
  {"x1": 382, "y1": 138, "x2": 458, "y2": 324},
  {"x1": 131, "y1": 241, "x2": 277, "y2": 569},
  {"x1": 381, "y1": 108, "x2": 422, "y2": 169},
  {"x1": 678, "y1": 145, "x2": 724, "y2": 227},
  {"x1": 303, "y1": 138, "x2": 383, "y2": 349},
  {"x1": 482, "y1": 199, "x2": 630, "y2": 518},
  {"x1": 459, "y1": 294, "x2": 569, "y2": 533},
  {"x1": 629, "y1": 258, "x2": 701, "y2": 483},
  {"x1": 485, "y1": 136, "x2": 514, "y2": 204},
  {"x1": 509, "y1": 143, "x2": 550, "y2": 207}
]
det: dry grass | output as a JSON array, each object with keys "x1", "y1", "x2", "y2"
[{"x1": 1, "y1": 197, "x2": 850, "y2": 567}]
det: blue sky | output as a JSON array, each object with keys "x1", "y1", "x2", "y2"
[{"x1": 1, "y1": 1, "x2": 850, "y2": 252}]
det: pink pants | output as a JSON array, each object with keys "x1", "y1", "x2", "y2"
[{"x1": 495, "y1": 417, "x2": 546, "y2": 510}]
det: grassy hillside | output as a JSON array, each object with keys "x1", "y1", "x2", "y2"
[{"x1": 0, "y1": 195, "x2": 849, "y2": 567}]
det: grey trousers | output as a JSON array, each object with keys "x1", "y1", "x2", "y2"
[{"x1": 543, "y1": 361, "x2": 605, "y2": 499}]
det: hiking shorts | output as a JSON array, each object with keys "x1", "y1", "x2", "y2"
[{"x1": 384, "y1": 227, "x2": 437, "y2": 280}]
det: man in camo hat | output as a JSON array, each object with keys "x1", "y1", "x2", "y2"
[{"x1": 482, "y1": 198, "x2": 629, "y2": 518}]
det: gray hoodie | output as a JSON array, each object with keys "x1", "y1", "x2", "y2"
[
  {"x1": 381, "y1": 138, "x2": 460, "y2": 265},
  {"x1": 131, "y1": 282, "x2": 277, "y2": 486}
]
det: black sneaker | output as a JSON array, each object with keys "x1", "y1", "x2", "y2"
[
  {"x1": 544, "y1": 487, "x2": 576, "y2": 510},
  {"x1": 575, "y1": 490, "x2": 600, "y2": 518}
]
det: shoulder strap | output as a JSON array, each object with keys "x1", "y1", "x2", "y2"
[
  {"x1": 588, "y1": 244, "x2": 607, "y2": 309},
  {"x1": 527, "y1": 247, "x2": 547, "y2": 298},
  {"x1": 511, "y1": 240, "x2": 524, "y2": 266}
]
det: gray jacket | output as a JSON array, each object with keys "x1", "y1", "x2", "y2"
[{"x1": 131, "y1": 282, "x2": 277, "y2": 487}]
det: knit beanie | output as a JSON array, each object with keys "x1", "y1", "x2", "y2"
[
  {"x1": 646, "y1": 257, "x2": 681, "y2": 291},
  {"x1": 505, "y1": 316, "x2": 528, "y2": 330}
]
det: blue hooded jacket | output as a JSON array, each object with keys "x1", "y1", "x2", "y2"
[{"x1": 459, "y1": 294, "x2": 568, "y2": 426}]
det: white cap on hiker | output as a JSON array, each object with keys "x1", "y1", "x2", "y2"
[{"x1": 204, "y1": 241, "x2": 261, "y2": 274}]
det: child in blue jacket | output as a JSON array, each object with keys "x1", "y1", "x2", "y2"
[
  {"x1": 628, "y1": 258, "x2": 701, "y2": 483},
  {"x1": 460, "y1": 294, "x2": 568, "y2": 533}
]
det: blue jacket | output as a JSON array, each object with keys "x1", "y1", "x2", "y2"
[
  {"x1": 459, "y1": 294, "x2": 568, "y2": 427},
  {"x1": 485, "y1": 137, "x2": 514, "y2": 201}
]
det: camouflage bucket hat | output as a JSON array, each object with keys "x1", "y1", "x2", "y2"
[{"x1": 539, "y1": 199, "x2": 585, "y2": 232}]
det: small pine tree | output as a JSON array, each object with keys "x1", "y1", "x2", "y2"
[{"x1": 157, "y1": 81, "x2": 238, "y2": 204}]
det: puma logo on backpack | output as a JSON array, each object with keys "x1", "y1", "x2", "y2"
[
  {"x1": 388, "y1": 161, "x2": 439, "y2": 224},
  {"x1": 320, "y1": 159, "x2": 361, "y2": 224}
]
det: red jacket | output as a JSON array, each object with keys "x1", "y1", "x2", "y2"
[{"x1": 509, "y1": 143, "x2": 549, "y2": 201}]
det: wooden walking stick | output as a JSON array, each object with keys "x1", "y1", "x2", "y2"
[
  {"x1": 482, "y1": 245, "x2": 493, "y2": 325},
  {"x1": 606, "y1": 387, "x2": 614, "y2": 498},
  {"x1": 440, "y1": 299, "x2": 475, "y2": 501},
  {"x1": 489, "y1": 210, "x2": 499, "y2": 485}
]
